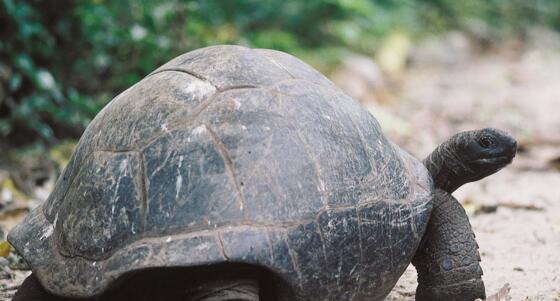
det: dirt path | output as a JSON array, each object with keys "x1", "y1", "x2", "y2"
[
  {"x1": 386, "y1": 167, "x2": 560, "y2": 301},
  {"x1": 378, "y1": 34, "x2": 560, "y2": 300}
]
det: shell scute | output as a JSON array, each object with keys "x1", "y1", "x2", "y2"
[
  {"x1": 56, "y1": 151, "x2": 144, "y2": 260},
  {"x1": 143, "y1": 125, "x2": 243, "y2": 233}
]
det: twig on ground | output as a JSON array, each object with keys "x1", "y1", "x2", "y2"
[{"x1": 476, "y1": 283, "x2": 511, "y2": 301}]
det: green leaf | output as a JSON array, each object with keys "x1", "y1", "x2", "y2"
[
  {"x1": 8, "y1": 73, "x2": 22, "y2": 92},
  {"x1": 14, "y1": 54, "x2": 34, "y2": 73},
  {"x1": 0, "y1": 119, "x2": 12, "y2": 136}
]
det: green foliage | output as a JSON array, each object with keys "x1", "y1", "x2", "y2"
[
  {"x1": 1, "y1": 0, "x2": 559, "y2": 143},
  {"x1": 0, "y1": 0, "x2": 103, "y2": 141}
]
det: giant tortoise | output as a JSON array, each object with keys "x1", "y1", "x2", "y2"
[{"x1": 9, "y1": 45, "x2": 516, "y2": 301}]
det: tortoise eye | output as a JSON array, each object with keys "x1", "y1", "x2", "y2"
[{"x1": 479, "y1": 136, "x2": 495, "y2": 148}]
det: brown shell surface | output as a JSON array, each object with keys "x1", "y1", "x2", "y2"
[{"x1": 8, "y1": 45, "x2": 433, "y2": 301}]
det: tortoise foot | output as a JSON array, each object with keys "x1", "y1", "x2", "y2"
[{"x1": 416, "y1": 278, "x2": 485, "y2": 301}]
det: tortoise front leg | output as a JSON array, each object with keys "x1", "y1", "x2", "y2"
[{"x1": 412, "y1": 189, "x2": 485, "y2": 301}]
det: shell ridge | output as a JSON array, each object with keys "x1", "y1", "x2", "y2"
[
  {"x1": 216, "y1": 232, "x2": 230, "y2": 261},
  {"x1": 278, "y1": 90, "x2": 328, "y2": 206},
  {"x1": 282, "y1": 231, "x2": 304, "y2": 289},
  {"x1": 251, "y1": 48, "x2": 297, "y2": 79},
  {"x1": 204, "y1": 124, "x2": 246, "y2": 215},
  {"x1": 148, "y1": 68, "x2": 216, "y2": 89},
  {"x1": 138, "y1": 152, "x2": 149, "y2": 231},
  {"x1": 139, "y1": 85, "x2": 262, "y2": 152}
]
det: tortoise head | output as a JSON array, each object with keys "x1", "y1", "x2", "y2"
[
  {"x1": 425, "y1": 128, "x2": 517, "y2": 192},
  {"x1": 445, "y1": 128, "x2": 517, "y2": 191}
]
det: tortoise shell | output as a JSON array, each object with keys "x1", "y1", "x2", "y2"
[{"x1": 9, "y1": 45, "x2": 433, "y2": 301}]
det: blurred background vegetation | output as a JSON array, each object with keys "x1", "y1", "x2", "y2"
[{"x1": 1, "y1": 0, "x2": 559, "y2": 145}]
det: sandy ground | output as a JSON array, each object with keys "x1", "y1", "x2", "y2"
[
  {"x1": 373, "y1": 33, "x2": 560, "y2": 301},
  {"x1": 386, "y1": 168, "x2": 560, "y2": 301},
  {"x1": 0, "y1": 31, "x2": 559, "y2": 300}
]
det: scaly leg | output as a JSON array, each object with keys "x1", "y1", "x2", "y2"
[{"x1": 412, "y1": 189, "x2": 485, "y2": 301}]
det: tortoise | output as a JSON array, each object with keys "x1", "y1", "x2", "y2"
[{"x1": 9, "y1": 45, "x2": 517, "y2": 301}]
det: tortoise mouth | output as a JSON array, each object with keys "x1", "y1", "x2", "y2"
[{"x1": 472, "y1": 155, "x2": 513, "y2": 165}]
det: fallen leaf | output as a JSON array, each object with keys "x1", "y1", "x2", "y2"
[
  {"x1": 0, "y1": 208, "x2": 30, "y2": 231},
  {"x1": 462, "y1": 198, "x2": 544, "y2": 215},
  {"x1": 498, "y1": 202, "x2": 544, "y2": 211},
  {"x1": 462, "y1": 202, "x2": 479, "y2": 216},
  {"x1": 462, "y1": 198, "x2": 498, "y2": 215},
  {"x1": 0, "y1": 179, "x2": 29, "y2": 202},
  {"x1": 0, "y1": 242, "x2": 10, "y2": 258},
  {"x1": 376, "y1": 30, "x2": 412, "y2": 77}
]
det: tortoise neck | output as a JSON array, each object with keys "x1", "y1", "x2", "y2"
[{"x1": 423, "y1": 137, "x2": 469, "y2": 193}]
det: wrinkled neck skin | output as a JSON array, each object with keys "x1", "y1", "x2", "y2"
[{"x1": 423, "y1": 135, "x2": 471, "y2": 193}]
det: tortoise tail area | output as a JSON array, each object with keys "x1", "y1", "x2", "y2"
[{"x1": 412, "y1": 189, "x2": 485, "y2": 301}]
